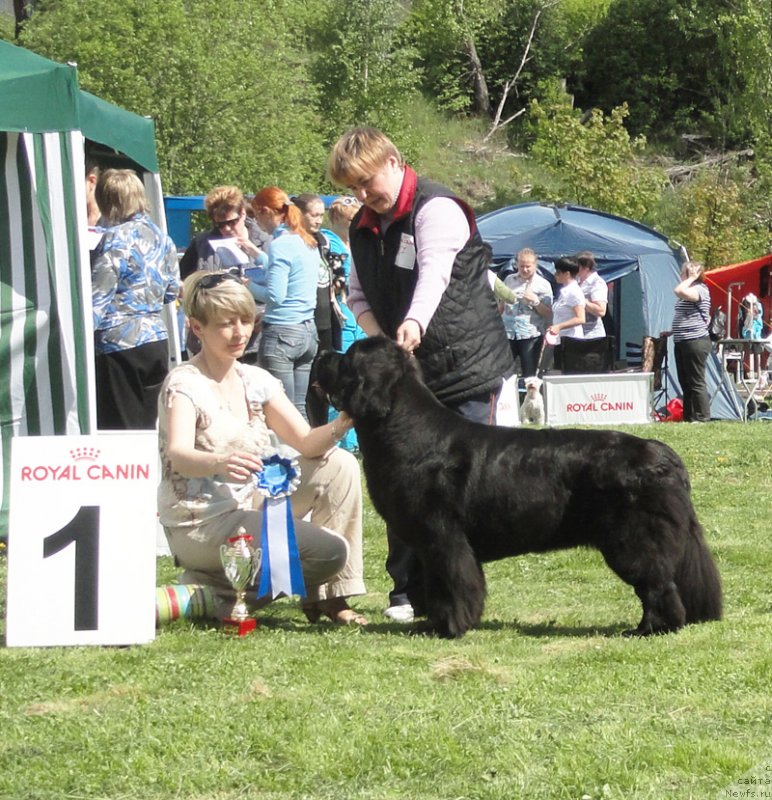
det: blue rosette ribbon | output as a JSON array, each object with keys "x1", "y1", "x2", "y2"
[{"x1": 254, "y1": 454, "x2": 306, "y2": 599}]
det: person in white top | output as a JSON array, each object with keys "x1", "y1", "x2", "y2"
[
  {"x1": 549, "y1": 258, "x2": 586, "y2": 340},
  {"x1": 547, "y1": 257, "x2": 586, "y2": 374},
  {"x1": 576, "y1": 251, "x2": 608, "y2": 339}
]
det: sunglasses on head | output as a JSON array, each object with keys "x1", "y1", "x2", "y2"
[
  {"x1": 333, "y1": 196, "x2": 359, "y2": 207},
  {"x1": 195, "y1": 271, "x2": 242, "y2": 294}
]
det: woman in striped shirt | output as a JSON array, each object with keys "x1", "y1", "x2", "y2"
[{"x1": 671, "y1": 261, "x2": 711, "y2": 422}]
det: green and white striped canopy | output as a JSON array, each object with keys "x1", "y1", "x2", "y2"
[
  {"x1": 0, "y1": 41, "x2": 163, "y2": 537},
  {"x1": 0, "y1": 130, "x2": 96, "y2": 535}
]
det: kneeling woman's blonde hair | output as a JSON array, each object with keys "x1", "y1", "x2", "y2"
[{"x1": 182, "y1": 271, "x2": 256, "y2": 326}]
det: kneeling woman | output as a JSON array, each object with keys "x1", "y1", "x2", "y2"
[{"x1": 158, "y1": 271, "x2": 367, "y2": 624}]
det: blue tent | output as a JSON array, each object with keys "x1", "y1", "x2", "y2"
[{"x1": 477, "y1": 203, "x2": 742, "y2": 420}]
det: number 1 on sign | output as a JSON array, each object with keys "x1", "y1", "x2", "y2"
[{"x1": 42, "y1": 506, "x2": 100, "y2": 631}]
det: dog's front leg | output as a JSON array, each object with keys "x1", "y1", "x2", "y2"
[{"x1": 418, "y1": 531, "x2": 486, "y2": 639}]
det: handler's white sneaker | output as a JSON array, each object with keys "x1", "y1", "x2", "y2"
[{"x1": 383, "y1": 604, "x2": 415, "y2": 623}]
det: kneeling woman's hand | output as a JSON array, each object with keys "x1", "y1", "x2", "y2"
[{"x1": 220, "y1": 450, "x2": 263, "y2": 483}]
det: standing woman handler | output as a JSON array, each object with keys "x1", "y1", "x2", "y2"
[
  {"x1": 158, "y1": 271, "x2": 367, "y2": 625},
  {"x1": 327, "y1": 126, "x2": 513, "y2": 623}
]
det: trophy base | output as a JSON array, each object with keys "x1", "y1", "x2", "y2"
[{"x1": 222, "y1": 617, "x2": 258, "y2": 636}]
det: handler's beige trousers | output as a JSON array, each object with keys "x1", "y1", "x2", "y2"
[{"x1": 165, "y1": 448, "x2": 365, "y2": 618}]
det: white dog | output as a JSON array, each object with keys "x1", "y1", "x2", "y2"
[{"x1": 519, "y1": 376, "x2": 545, "y2": 425}]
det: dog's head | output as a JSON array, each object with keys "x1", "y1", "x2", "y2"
[
  {"x1": 315, "y1": 336, "x2": 415, "y2": 420},
  {"x1": 524, "y1": 376, "x2": 543, "y2": 395}
]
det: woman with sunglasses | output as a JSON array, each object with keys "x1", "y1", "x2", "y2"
[
  {"x1": 179, "y1": 185, "x2": 269, "y2": 280},
  {"x1": 250, "y1": 187, "x2": 320, "y2": 420},
  {"x1": 179, "y1": 185, "x2": 270, "y2": 363},
  {"x1": 158, "y1": 270, "x2": 367, "y2": 625}
]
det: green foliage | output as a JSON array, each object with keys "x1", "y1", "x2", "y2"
[
  {"x1": 527, "y1": 90, "x2": 666, "y2": 220},
  {"x1": 720, "y1": 1, "x2": 772, "y2": 149},
  {"x1": 6, "y1": 0, "x2": 772, "y2": 262},
  {"x1": 18, "y1": 0, "x2": 326, "y2": 194},
  {"x1": 308, "y1": 0, "x2": 422, "y2": 161},
  {"x1": 481, "y1": 0, "x2": 605, "y2": 111},
  {"x1": 1, "y1": 423, "x2": 771, "y2": 799},
  {"x1": 0, "y1": 14, "x2": 14, "y2": 42},
  {"x1": 408, "y1": 0, "x2": 506, "y2": 114},
  {"x1": 577, "y1": 0, "x2": 771, "y2": 148},
  {"x1": 655, "y1": 168, "x2": 772, "y2": 267},
  {"x1": 409, "y1": 0, "x2": 611, "y2": 119}
]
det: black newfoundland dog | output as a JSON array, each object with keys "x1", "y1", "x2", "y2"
[{"x1": 316, "y1": 337, "x2": 722, "y2": 639}]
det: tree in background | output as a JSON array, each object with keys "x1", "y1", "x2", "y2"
[
  {"x1": 308, "y1": 0, "x2": 422, "y2": 156},
  {"x1": 17, "y1": 0, "x2": 326, "y2": 194},
  {"x1": 658, "y1": 168, "x2": 771, "y2": 267},
  {"x1": 408, "y1": 0, "x2": 505, "y2": 115},
  {"x1": 577, "y1": 0, "x2": 770, "y2": 149},
  {"x1": 526, "y1": 85, "x2": 666, "y2": 222},
  {"x1": 408, "y1": 0, "x2": 609, "y2": 127},
  {"x1": 7, "y1": 0, "x2": 771, "y2": 259}
]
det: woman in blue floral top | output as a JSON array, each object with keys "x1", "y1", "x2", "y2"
[{"x1": 92, "y1": 169, "x2": 180, "y2": 429}]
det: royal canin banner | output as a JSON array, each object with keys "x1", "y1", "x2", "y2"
[
  {"x1": 7, "y1": 433, "x2": 158, "y2": 647},
  {"x1": 544, "y1": 373, "x2": 653, "y2": 426}
]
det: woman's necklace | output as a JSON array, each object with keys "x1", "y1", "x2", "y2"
[
  {"x1": 196, "y1": 356, "x2": 239, "y2": 413},
  {"x1": 217, "y1": 387, "x2": 233, "y2": 412}
]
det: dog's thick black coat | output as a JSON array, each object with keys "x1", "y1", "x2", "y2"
[{"x1": 317, "y1": 337, "x2": 722, "y2": 638}]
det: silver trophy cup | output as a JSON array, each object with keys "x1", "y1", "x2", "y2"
[{"x1": 219, "y1": 529, "x2": 262, "y2": 633}]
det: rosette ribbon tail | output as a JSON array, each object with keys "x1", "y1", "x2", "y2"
[
  {"x1": 254, "y1": 454, "x2": 306, "y2": 600},
  {"x1": 257, "y1": 497, "x2": 306, "y2": 599}
]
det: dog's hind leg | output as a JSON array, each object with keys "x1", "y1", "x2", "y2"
[
  {"x1": 418, "y1": 532, "x2": 486, "y2": 639},
  {"x1": 599, "y1": 532, "x2": 687, "y2": 636},
  {"x1": 627, "y1": 581, "x2": 686, "y2": 636}
]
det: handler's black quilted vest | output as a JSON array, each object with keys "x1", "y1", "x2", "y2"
[{"x1": 350, "y1": 175, "x2": 513, "y2": 405}]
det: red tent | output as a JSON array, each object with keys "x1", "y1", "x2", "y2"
[{"x1": 705, "y1": 254, "x2": 771, "y2": 338}]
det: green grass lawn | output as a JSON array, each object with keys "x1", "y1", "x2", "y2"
[{"x1": 1, "y1": 422, "x2": 770, "y2": 800}]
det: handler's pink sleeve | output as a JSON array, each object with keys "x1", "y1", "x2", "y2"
[
  {"x1": 346, "y1": 259, "x2": 370, "y2": 323},
  {"x1": 347, "y1": 198, "x2": 470, "y2": 332},
  {"x1": 407, "y1": 198, "x2": 470, "y2": 333}
]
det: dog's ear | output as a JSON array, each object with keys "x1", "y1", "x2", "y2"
[
  {"x1": 313, "y1": 350, "x2": 343, "y2": 407},
  {"x1": 339, "y1": 337, "x2": 410, "y2": 419}
]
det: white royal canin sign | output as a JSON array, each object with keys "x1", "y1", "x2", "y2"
[
  {"x1": 544, "y1": 373, "x2": 653, "y2": 426},
  {"x1": 7, "y1": 433, "x2": 158, "y2": 647}
]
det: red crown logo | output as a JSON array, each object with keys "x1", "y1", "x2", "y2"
[
  {"x1": 70, "y1": 446, "x2": 100, "y2": 462},
  {"x1": 590, "y1": 393, "x2": 607, "y2": 402}
]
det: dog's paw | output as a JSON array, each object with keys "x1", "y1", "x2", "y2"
[
  {"x1": 407, "y1": 620, "x2": 438, "y2": 637},
  {"x1": 622, "y1": 624, "x2": 679, "y2": 637},
  {"x1": 411, "y1": 618, "x2": 468, "y2": 639}
]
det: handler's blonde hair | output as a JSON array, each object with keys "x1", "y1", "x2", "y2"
[
  {"x1": 182, "y1": 271, "x2": 256, "y2": 326},
  {"x1": 328, "y1": 127, "x2": 403, "y2": 187}
]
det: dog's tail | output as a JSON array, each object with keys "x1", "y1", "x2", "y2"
[{"x1": 675, "y1": 514, "x2": 722, "y2": 624}]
